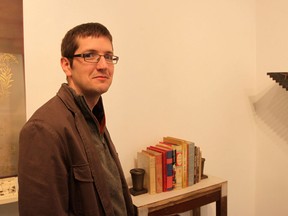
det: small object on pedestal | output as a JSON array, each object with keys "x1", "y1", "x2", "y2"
[
  {"x1": 129, "y1": 168, "x2": 148, "y2": 196},
  {"x1": 201, "y1": 158, "x2": 208, "y2": 179}
]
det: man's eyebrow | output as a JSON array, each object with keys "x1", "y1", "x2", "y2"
[
  {"x1": 83, "y1": 49, "x2": 114, "y2": 54},
  {"x1": 82, "y1": 49, "x2": 97, "y2": 53}
]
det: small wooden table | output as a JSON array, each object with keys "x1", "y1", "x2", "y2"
[{"x1": 132, "y1": 176, "x2": 227, "y2": 216}]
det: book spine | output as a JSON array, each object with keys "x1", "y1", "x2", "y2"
[
  {"x1": 182, "y1": 142, "x2": 188, "y2": 188},
  {"x1": 187, "y1": 142, "x2": 195, "y2": 186},
  {"x1": 194, "y1": 146, "x2": 201, "y2": 184},
  {"x1": 166, "y1": 150, "x2": 173, "y2": 191},
  {"x1": 198, "y1": 148, "x2": 202, "y2": 182},
  {"x1": 154, "y1": 154, "x2": 163, "y2": 193},
  {"x1": 194, "y1": 146, "x2": 197, "y2": 184},
  {"x1": 163, "y1": 137, "x2": 188, "y2": 188},
  {"x1": 147, "y1": 146, "x2": 167, "y2": 192},
  {"x1": 146, "y1": 149, "x2": 163, "y2": 193},
  {"x1": 161, "y1": 142, "x2": 183, "y2": 190},
  {"x1": 147, "y1": 153, "x2": 156, "y2": 194},
  {"x1": 137, "y1": 152, "x2": 149, "y2": 192}
]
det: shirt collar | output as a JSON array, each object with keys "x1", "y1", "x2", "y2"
[{"x1": 66, "y1": 85, "x2": 106, "y2": 134}]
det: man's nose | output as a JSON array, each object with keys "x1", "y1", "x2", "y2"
[{"x1": 96, "y1": 56, "x2": 108, "y2": 69}]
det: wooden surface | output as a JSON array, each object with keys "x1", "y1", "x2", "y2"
[{"x1": 132, "y1": 175, "x2": 227, "y2": 216}]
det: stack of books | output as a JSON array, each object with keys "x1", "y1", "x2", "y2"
[{"x1": 136, "y1": 136, "x2": 205, "y2": 194}]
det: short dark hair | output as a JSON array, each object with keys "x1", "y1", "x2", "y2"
[{"x1": 61, "y1": 22, "x2": 113, "y2": 63}]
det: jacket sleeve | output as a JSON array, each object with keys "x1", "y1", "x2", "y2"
[{"x1": 18, "y1": 120, "x2": 70, "y2": 216}]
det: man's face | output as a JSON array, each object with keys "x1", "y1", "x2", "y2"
[{"x1": 64, "y1": 36, "x2": 114, "y2": 98}]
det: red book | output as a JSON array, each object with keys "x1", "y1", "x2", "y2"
[
  {"x1": 147, "y1": 145, "x2": 173, "y2": 191},
  {"x1": 145, "y1": 149, "x2": 163, "y2": 193}
]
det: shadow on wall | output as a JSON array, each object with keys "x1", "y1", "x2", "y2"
[{"x1": 252, "y1": 84, "x2": 288, "y2": 143}]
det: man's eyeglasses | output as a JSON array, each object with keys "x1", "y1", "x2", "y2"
[{"x1": 71, "y1": 53, "x2": 119, "y2": 64}]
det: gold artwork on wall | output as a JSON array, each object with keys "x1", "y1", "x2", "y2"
[{"x1": 0, "y1": 53, "x2": 17, "y2": 100}]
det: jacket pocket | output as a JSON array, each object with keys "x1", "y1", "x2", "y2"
[
  {"x1": 72, "y1": 164, "x2": 93, "y2": 182},
  {"x1": 71, "y1": 164, "x2": 100, "y2": 215}
]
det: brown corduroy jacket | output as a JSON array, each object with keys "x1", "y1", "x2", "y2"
[{"x1": 18, "y1": 84, "x2": 134, "y2": 216}]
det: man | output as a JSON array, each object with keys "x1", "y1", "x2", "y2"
[{"x1": 18, "y1": 23, "x2": 135, "y2": 216}]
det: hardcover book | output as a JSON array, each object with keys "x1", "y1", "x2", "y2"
[
  {"x1": 186, "y1": 141, "x2": 195, "y2": 186},
  {"x1": 163, "y1": 136, "x2": 188, "y2": 188},
  {"x1": 158, "y1": 141, "x2": 183, "y2": 190},
  {"x1": 145, "y1": 149, "x2": 163, "y2": 193},
  {"x1": 137, "y1": 151, "x2": 156, "y2": 194},
  {"x1": 147, "y1": 145, "x2": 173, "y2": 191}
]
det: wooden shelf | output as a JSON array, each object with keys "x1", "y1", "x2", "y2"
[{"x1": 132, "y1": 175, "x2": 227, "y2": 216}]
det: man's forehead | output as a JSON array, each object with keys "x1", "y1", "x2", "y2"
[
  {"x1": 76, "y1": 35, "x2": 112, "y2": 43},
  {"x1": 76, "y1": 36, "x2": 113, "y2": 50}
]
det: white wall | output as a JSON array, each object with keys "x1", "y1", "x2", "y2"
[
  {"x1": 6, "y1": 0, "x2": 288, "y2": 215},
  {"x1": 255, "y1": 0, "x2": 288, "y2": 215}
]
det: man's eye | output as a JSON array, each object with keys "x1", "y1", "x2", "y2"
[
  {"x1": 83, "y1": 53, "x2": 97, "y2": 58},
  {"x1": 104, "y1": 54, "x2": 113, "y2": 60}
]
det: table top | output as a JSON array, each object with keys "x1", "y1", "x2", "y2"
[{"x1": 132, "y1": 175, "x2": 227, "y2": 208}]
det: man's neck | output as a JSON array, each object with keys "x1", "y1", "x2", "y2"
[
  {"x1": 67, "y1": 83, "x2": 101, "y2": 110},
  {"x1": 84, "y1": 95, "x2": 100, "y2": 111}
]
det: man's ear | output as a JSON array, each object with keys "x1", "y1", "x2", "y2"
[{"x1": 60, "y1": 57, "x2": 72, "y2": 77}]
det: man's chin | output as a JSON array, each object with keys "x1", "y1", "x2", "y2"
[{"x1": 87, "y1": 88, "x2": 110, "y2": 97}]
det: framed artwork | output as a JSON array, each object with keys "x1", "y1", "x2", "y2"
[
  {"x1": 0, "y1": 0, "x2": 25, "y2": 178},
  {"x1": 0, "y1": 53, "x2": 25, "y2": 178}
]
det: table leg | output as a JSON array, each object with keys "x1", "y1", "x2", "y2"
[
  {"x1": 192, "y1": 208, "x2": 201, "y2": 216},
  {"x1": 216, "y1": 196, "x2": 227, "y2": 216}
]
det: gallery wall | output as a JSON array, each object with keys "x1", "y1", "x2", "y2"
[
  {"x1": 22, "y1": 1, "x2": 257, "y2": 215},
  {"x1": 255, "y1": 0, "x2": 288, "y2": 215},
  {"x1": 1, "y1": 0, "x2": 287, "y2": 215}
]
